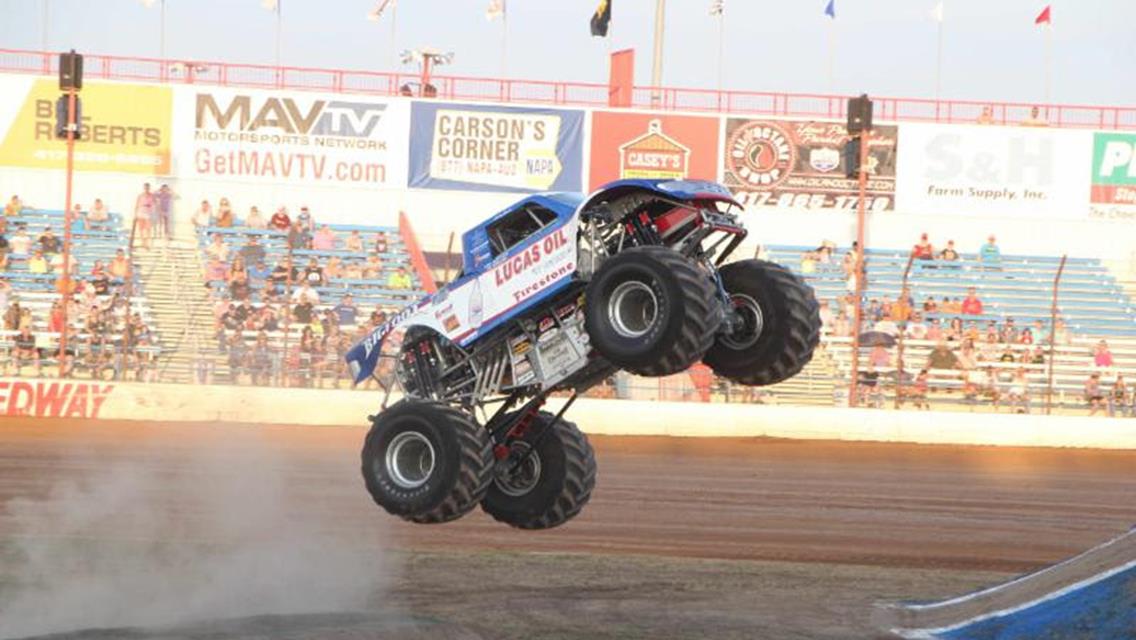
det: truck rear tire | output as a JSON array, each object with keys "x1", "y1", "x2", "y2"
[
  {"x1": 703, "y1": 259, "x2": 820, "y2": 387},
  {"x1": 361, "y1": 399, "x2": 494, "y2": 524},
  {"x1": 481, "y1": 411, "x2": 596, "y2": 530},
  {"x1": 585, "y1": 246, "x2": 720, "y2": 377}
]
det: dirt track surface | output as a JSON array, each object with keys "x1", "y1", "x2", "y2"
[{"x1": 1, "y1": 418, "x2": 1134, "y2": 639}]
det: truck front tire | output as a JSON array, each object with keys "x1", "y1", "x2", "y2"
[
  {"x1": 703, "y1": 259, "x2": 820, "y2": 387},
  {"x1": 361, "y1": 399, "x2": 494, "y2": 524},
  {"x1": 585, "y1": 246, "x2": 720, "y2": 377}
]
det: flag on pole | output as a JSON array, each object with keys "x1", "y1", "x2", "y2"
[
  {"x1": 931, "y1": 1, "x2": 943, "y2": 23},
  {"x1": 486, "y1": 0, "x2": 505, "y2": 21},
  {"x1": 709, "y1": 0, "x2": 724, "y2": 17},
  {"x1": 824, "y1": 0, "x2": 835, "y2": 19},
  {"x1": 367, "y1": 0, "x2": 395, "y2": 21},
  {"x1": 1034, "y1": 4, "x2": 1051, "y2": 25},
  {"x1": 590, "y1": 0, "x2": 611, "y2": 37}
]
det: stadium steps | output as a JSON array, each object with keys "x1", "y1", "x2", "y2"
[{"x1": 132, "y1": 240, "x2": 218, "y2": 383}]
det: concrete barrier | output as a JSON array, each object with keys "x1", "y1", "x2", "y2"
[{"x1": 1, "y1": 377, "x2": 1134, "y2": 450}]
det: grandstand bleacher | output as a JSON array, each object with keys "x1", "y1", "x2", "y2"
[{"x1": 0, "y1": 206, "x2": 160, "y2": 379}]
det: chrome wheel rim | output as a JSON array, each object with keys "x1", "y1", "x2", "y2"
[
  {"x1": 386, "y1": 431, "x2": 436, "y2": 489},
  {"x1": 721, "y1": 293, "x2": 764, "y2": 350},
  {"x1": 495, "y1": 443, "x2": 542, "y2": 497},
  {"x1": 608, "y1": 280, "x2": 659, "y2": 339}
]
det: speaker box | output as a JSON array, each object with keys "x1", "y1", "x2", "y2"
[
  {"x1": 847, "y1": 94, "x2": 873, "y2": 134},
  {"x1": 59, "y1": 51, "x2": 83, "y2": 91}
]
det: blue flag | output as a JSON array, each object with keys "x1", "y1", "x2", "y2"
[{"x1": 824, "y1": 0, "x2": 835, "y2": 18}]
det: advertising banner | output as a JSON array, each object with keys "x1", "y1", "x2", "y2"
[
  {"x1": 172, "y1": 87, "x2": 409, "y2": 188},
  {"x1": 408, "y1": 102, "x2": 584, "y2": 193},
  {"x1": 895, "y1": 122, "x2": 1092, "y2": 219},
  {"x1": 722, "y1": 118, "x2": 898, "y2": 211},
  {"x1": 1090, "y1": 132, "x2": 1136, "y2": 220},
  {"x1": 588, "y1": 111, "x2": 720, "y2": 190},
  {"x1": 0, "y1": 75, "x2": 172, "y2": 174}
]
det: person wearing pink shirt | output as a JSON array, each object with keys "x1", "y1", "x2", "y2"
[{"x1": 311, "y1": 225, "x2": 337, "y2": 251}]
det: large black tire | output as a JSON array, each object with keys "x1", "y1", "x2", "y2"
[
  {"x1": 481, "y1": 411, "x2": 596, "y2": 530},
  {"x1": 703, "y1": 259, "x2": 820, "y2": 386},
  {"x1": 584, "y1": 246, "x2": 720, "y2": 377},
  {"x1": 361, "y1": 399, "x2": 494, "y2": 524}
]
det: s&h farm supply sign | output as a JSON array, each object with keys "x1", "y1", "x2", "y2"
[
  {"x1": 1090, "y1": 132, "x2": 1136, "y2": 220},
  {"x1": 172, "y1": 87, "x2": 409, "y2": 187},
  {"x1": 409, "y1": 102, "x2": 584, "y2": 193}
]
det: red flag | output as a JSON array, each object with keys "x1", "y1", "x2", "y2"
[{"x1": 1034, "y1": 5, "x2": 1051, "y2": 25}]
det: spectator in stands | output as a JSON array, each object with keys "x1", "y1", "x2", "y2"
[
  {"x1": 27, "y1": 249, "x2": 48, "y2": 274},
  {"x1": 1018, "y1": 328, "x2": 1034, "y2": 345},
  {"x1": 1085, "y1": 372, "x2": 1106, "y2": 416},
  {"x1": 312, "y1": 225, "x2": 336, "y2": 251},
  {"x1": 1093, "y1": 340, "x2": 1114, "y2": 368},
  {"x1": 204, "y1": 256, "x2": 228, "y2": 286},
  {"x1": 800, "y1": 251, "x2": 817, "y2": 274},
  {"x1": 1029, "y1": 346, "x2": 1045, "y2": 365},
  {"x1": 109, "y1": 249, "x2": 130, "y2": 281},
  {"x1": 156, "y1": 184, "x2": 174, "y2": 240},
  {"x1": 245, "y1": 206, "x2": 266, "y2": 229},
  {"x1": 976, "y1": 105, "x2": 995, "y2": 125},
  {"x1": 292, "y1": 281, "x2": 320, "y2": 306},
  {"x1": 205, "y1": 234, "x2": 230, "y2": 262},
  {"x1": 342, "y1": 260, "x2": 363, "y2": 281},
  {"x1": 912, "y1": 233, "x2": 934, "y2": 260},
  {"x1": 1111, "y1": 374, "x2": 1129, "y2": 417},
  {"x1": 922, "y1": 296, "x2": 938, "y2": 313},
  {"x1": 90, "y1": 262, "x2": 111, "y2": 295},
  {"x1": 387, "y1": 266, "x2": 412, "y2": 290},
  {"x1": 909, "y1": 369, "x2": 930, "y2": 410},
  {"x1": 927, "y1": 341, "x2": 960, "y2": 370},
  {"x1": 230, "y1": 267, "x2": 251, "y2": 301},
  {"x1": 345, "y1": 230, "x2": 364, "y2": 252},
  {"x1": 961, "y1": 287, "x2": 983, "y2": 315},
  {"x1": 267, "y1": 259, "x2": 292, "y2": 296},
  {"x1": 906, "y1": 313, "x2": 928, "y2": 340},
  {"x1": 227, "y1": 332, "x2": 249, "y2": 383},
  {"x1": 13, "y1": 325, "x2": 39, "y2": 376},
  {"x1": 979, "y1": 235, "x2": 1001, "y2": 269},
  {"x1": 250, "y1": 332, "x2": 273, "y2": 385},
  {"x1": 832, "y1": 310, "x2": 850, "y2": 337},
  {"x1": 374, "y1": 232, "x2": 390, "y2": 254},
  {"x1": 1022, "y1": 106, "x2": 1048, "y2": 127},
  {"x1": 248, "y1": 259, "x2": 270, "y2": 291},
  {"x1": 0, "y1": 230, "x2": 8, "y2": 267},
  {"x1": 818, "y1": 301, "x2": 833, "y2": 331},
  {"x1": 288, "y1": 220, "x2": 310, "y2": 250},
  {"x1": 869, "y1": 344, "x2": 891, "y2": 368},
  {"x1": 216, "y1": 198, "x2": 235, "y2": 228},
  {"x1": 4, "y1": 195, "x2": 23, "y2": 217},
  {"x1": 332, "y1": 294, "x2": 358, "y2": 327},
  {"x1": 324, "y1": 256, "x2": 343, "y2": 280},
  {"x1": 370, "y1": 308, "x2": 388, "y2": 327},
  {"x1": 938, "y1": 240, "x2": 960, "y2": 263},
  {"x1": 9, "y1": 226, "x2": 30, "y2": 257},
  {"x1": 134, "y1": 183, "x2": 155, "y2": 248},
  {"x1": 978, "y1": 365, "x2": 1001, "y2": 408},
  {"x1": 1006, "y1": 368, "x2": 1029, "y2": 413},
  {"x1": 890, "y1": 289, "x2": 914, "y2": 322},
  {"x1": 39, "y1": 226, "x2": 60, "y2": 257},
  {"x1": 925, "y1": 318, "x2": 942, "y2": 341},
  {"x1": 192, "y1": 200, "x2": 213, "y2": 230},
  {"x1": 239, "y1": 235, "x2": 266, "y2": 266},
  {"x1": 297, "y1": 206, "x2": 314, "y2": 232},
  {"x1": 270, "y1": 207, "x2": 291, "y2": 231},
  {"x1": 87, "y1": 198, "x2": 110, "y2": 230},
  {"x1": 301, "y1": 257, "x2": 325, "y2": 286},
  {"x1": 1051, "y1": 319, "x2": 1072, "y2": 345}
]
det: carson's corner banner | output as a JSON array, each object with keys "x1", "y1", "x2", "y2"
[
  {"x1": 589, "y1": 111, "x2": 720, "y2": 190},
  {"x1": 409, "y1": 102, "x2": 584, "y2": 193},
  {"x1": 0, "y1": 75, "x2": 172, "y2": 174},
  {"x1": 722, "y1": 118, "x2": 898, "y2": 211},
  {"x1": 172, "y1": 86, "x2": 410, "y2": 187},
  {"x1": 895, "y1": 122, "x2": 1091, "y2": 219}
]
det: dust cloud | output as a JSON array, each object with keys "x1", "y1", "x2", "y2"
[{"x1": 0, "y1": 431, "x2": 389, "y2": 639}]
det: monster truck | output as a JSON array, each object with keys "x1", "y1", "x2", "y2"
[{"x1": 345, "y1": 179, "x2": 820, "y2": 530}]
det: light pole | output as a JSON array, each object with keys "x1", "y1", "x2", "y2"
[
  {"x1": 401, "y1": 48, "x2": 454, "y2": 97},
  {"x1": 650, "y1": 0, "x2": 666, "y2": 106}
]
